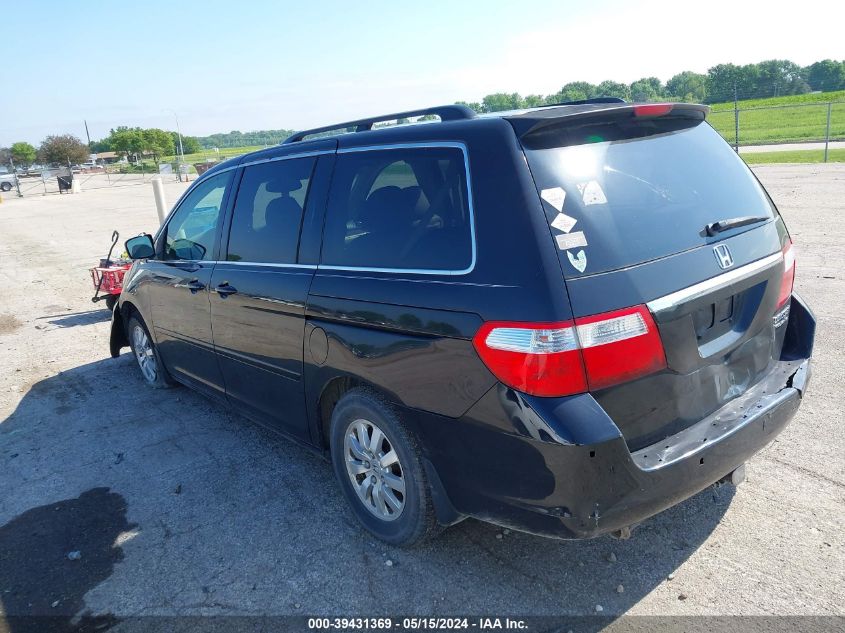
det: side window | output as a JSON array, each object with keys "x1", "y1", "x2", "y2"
[
  {"x1": 162, "y1": 171, "x2": 231, "y2": 261},
  {"x1": 321, "y1": 147, "x2": 472, "y2": 271},
  {"x1": 226, "y1": 157, "x2": 316, "y2": 263}
]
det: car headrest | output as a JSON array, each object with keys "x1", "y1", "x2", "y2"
[
  {"x1": 360, "y1": 186, "x2": 412, "y2": 230},
  {"x1": 265, "y1": 175, "x2": 304, "y2": 194},
  {"x1": 264, "y1": 196, "x2": 302, "y2": 231}
]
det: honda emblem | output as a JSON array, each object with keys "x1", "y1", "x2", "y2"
[{"x1": 713, "y1": 244, "x2": 734, "y2": 269}]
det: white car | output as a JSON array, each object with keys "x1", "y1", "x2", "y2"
[{"x1": 0, "y1": 172, "x2": 16, "y2": 192}]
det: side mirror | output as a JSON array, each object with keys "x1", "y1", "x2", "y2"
[{"x1": 125, "y1": 234, "x2": 155, "y2": 259}]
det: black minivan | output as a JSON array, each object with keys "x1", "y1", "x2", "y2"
[{"x1": 112, "y1": 100, "x2": 815, "y2": 546}]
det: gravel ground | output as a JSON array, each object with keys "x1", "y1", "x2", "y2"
[{"x1": 0, "y1": 165, "x2": 843, "y2": 626}]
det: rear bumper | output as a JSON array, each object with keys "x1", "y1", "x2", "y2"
[{"x1": 414, "y1": 295, "x2": 814, "y2": 539}]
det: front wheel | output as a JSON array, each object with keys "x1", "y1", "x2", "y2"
[
  {"x1": 127, "y1": 315, "x2": 173, "y2": 389},
  {"x1": 0, "y1": 182, "x2": 11, "y2": 192},
  {"x1": 330, "y1": 389, "x2": 438, "y2": 546},
  {"x1": 105, "y1": 295, "x2": 117, "y2": 311}
]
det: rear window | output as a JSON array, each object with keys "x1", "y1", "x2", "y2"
[
  {"x1": 321, "y1": 146, "x2": 473, "y2": 272},
  {"x1": 523, "y1": 119, "x2": 776, "y2": 277}
]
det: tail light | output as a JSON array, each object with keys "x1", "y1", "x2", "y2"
[
  {"x1": 777, "y1": 240, "x2": 795, "y2": 309},
  {"x1": 473, "y1": 305, "x2": 666, "y2": 397},
  {"x1": 633, "y1": 103, "x2": 673, "y2": 117}
]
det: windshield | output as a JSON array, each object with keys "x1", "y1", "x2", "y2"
[{"x1": 522, "y1": 119, "x2": 776, "y2": 278}]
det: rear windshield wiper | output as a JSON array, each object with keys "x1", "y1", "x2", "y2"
[{"x1": 705, "y1": 215, "x2": 769, "y2": 236}]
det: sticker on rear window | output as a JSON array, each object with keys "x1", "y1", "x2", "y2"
[
  {"x1": 551, "y1": 212, "x2": 577, "y2": 233},
  {"x1": 577, "y1": 180, "x2": 608, "y2": 206},
  {"x1": 541, "y1": 187, "x2": 566, "y2": 211},
  {"x1": 567, "y1": 249, "x2": 587, "y2": 273},
  {"x1": 555, "y1": 231, "x2": 587, "y2": 250}
]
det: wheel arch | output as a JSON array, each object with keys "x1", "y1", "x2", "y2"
[{"x1": 315, "y1": 374, "x2": 464, "y2": 527}]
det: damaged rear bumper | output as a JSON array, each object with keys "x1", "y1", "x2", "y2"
[{"x1": 417, "y1": 295, "x2": 815, "y2": 539}]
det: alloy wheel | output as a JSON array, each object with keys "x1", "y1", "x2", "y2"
[
  {"x1": 132, "y1": 325, "x2": 157, "y2": 383},
  {"x1": 344, "y1": 418, "x2": 406, "y2": 521}
]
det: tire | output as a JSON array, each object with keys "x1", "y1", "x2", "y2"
[
  {"x1": 105, "y1": 295, "x2": 117, "y2": 311},
  {"x1": 330, "y1": 388, "x2": 438, "y2": 546},
  {"x1": 127, "y1": 314, "x2": 173, "y2": 389},
  {"x1": 0, "y1": 182, "x2": 11, "y2": 192}
]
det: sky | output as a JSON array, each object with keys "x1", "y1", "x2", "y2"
[{"x1": 1, "y1": 0, "x2": 843, "y2": 146}]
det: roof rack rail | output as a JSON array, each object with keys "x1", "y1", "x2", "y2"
[
  {"x1": 543, "y1": 97, "x2": 626, "y2": 107},
  {"x1": 282, "y1": 104, "x2": 477, "y2": 144}
]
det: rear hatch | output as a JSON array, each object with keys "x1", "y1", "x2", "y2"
[{"x1": 513, "y1": 104, "x2": 794, "y2": 450}]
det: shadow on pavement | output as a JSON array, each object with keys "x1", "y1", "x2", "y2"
[
  {"x1": 38, "y1": 310, "x2": 111, "y2": 329},
  {"x1": 0, "y1": 488, "x2": 130, "y2": 633},
  {"x1": 0, "y1": 356, "x2": 734, "y2": 626}
]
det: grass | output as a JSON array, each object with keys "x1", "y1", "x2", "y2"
[
  {"x1": 741, "y1": 148, "x2": 845, "y2": 164},
  {"x1": 709, "y1": 90, "x2": 845, "y2": 111},
  {"x1": 163, "y1": 146, "x2": 266, "y2": 164},
  {"x1": 706, "y1": 91, "x2": 845, "y2": 146}
]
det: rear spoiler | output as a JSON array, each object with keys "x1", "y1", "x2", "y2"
[{"x1": 507, "y1": 102, "x2": 710, "y2": 140}]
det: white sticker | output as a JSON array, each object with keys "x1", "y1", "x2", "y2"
[
  {"x1": 551, "y1": 212, "x2": 577, "y2": 234},
  {"x1": 579, "y1": 180, "x2": 607, "y2": 206},
  {"x1": 555, "y1": 231, "x2": 588, "y2": 251},
  {"x1": 541, "y1": 187, "x2": 566, "y2": 211},
  {"x1": 567, "y1": 249, "x2": 588, "y2": 273}
]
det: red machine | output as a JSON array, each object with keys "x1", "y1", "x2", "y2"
[{"x1": 91, "y1": 231, "x2": 131, "y2": 311}]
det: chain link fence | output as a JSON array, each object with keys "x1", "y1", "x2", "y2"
[
  {"x1": 707, "y1": 101, "x2": 844, "y2": 158},
  {"x1": 9, "y1": 162, "x2": 198, "y2": 197}
]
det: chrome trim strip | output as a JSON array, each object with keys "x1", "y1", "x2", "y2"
[
  {"x1": 216, "y1": 261, "x2": 317, "y2": 269},
  {"x1": 322, "y1": 142, "x2": 476, "y2": 276},
  {"x1": 647, "y1": 252, "x2": 782, "y2": 313}
]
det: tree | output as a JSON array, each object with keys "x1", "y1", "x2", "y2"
[
  {"x1": 174, "y1": 134, "x2": 201, "y2": 155},
  {"x1": 89, "y1": 139, "x2": 111, "y2": 153},
  {"x1": 140, "y1": 128, "x2": 174, "y2": 162},
  {"x1": 756, "y1": 59, "x2": 810, "y2": 97},
  {"x1": 38, "y1": 134, "x2": 89, "y2": 166},
  {"x1": 595, "y1": 80, "x2": 631, "y2": 101},
  {"x1": 522, "y1": 94, "x2": 546, "y2": 107},
  {"x1": 10, "y1": 142, "x2": 36, "y2": 168},
  {"x1": 0, "y1": 147, "x2": 10, "y2": 167},
  {"x1": 805, "y1": 59, "x2": 845, "y2": 92},
  {"x1": 107, "y1": 127, "x2": 145, "y2": 162},
  {"x1": 629, "y1": 77, "x2": 664, "y2": 102},
  {"x1": 481, "y1": 93, "x2": 524, "y2": 113},
  {"x1": 666, "y1": 71, "x2": 707, "y2": 102},
  {"x1": 547, "y1": 81, "x2": 596, "y2": 103}
]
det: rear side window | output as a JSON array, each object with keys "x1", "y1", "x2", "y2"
[
  {"x1": 523, "y1": 119, "x2": 776, "y2": 277},
  {"x1": 226, "y1": 157, "x2": 316, "y2": 263},
  {"x1": 321, "y1": 146, "x2": 473, "y2": 272}
]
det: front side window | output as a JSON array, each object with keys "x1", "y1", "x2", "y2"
[
  {"x1": 321, "y1": 146, "x2": 472, "y2": 271},
  {"x1": 162, "y1": 171, "x2": 232, "y2": 261},
  {"x1": 226, "y1": 157, "x2": 316, "y2": 263}
]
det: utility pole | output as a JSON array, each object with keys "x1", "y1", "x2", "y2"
[
  {"x1": 733, "y1": 81, "x2": 739, "y2": 153},
  {"x1": 171, "y1": 111, "x2": 185, "y2": 182},
  {"x1": 84, "y1": 120, "x2": 91, "y2": 146},
  {"x1": 824, "y1": 102, "x2": 832, "y2": 163},
  {"x1": 9, "y1": 157, "x2": 22, "y2": 197}
]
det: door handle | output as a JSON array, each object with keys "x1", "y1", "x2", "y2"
[
  {"x1": 176, "y1": 279, "x2": 205, "y2": 293},
  {"x1": 214, "y1": 282, "x2": 238, "y2": 297}
]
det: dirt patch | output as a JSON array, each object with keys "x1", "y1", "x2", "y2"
[{"x1": 0, "y1": 313, "x2": 23, "y2": 335}]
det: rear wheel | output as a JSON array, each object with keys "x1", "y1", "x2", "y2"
[
  {"x1": 127, "y1": 315, "x2": 172, "y2": 389},
  {"x1": 330, "y1": 389, "x2": 438, "y2": 546},
  {"x1": 0, "y1": 182, "x2": 11, "y2": 192}
]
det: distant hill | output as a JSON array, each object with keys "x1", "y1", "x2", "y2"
[{"x1": 196, "y1": 129, "x2": 295, "y2": 149}]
